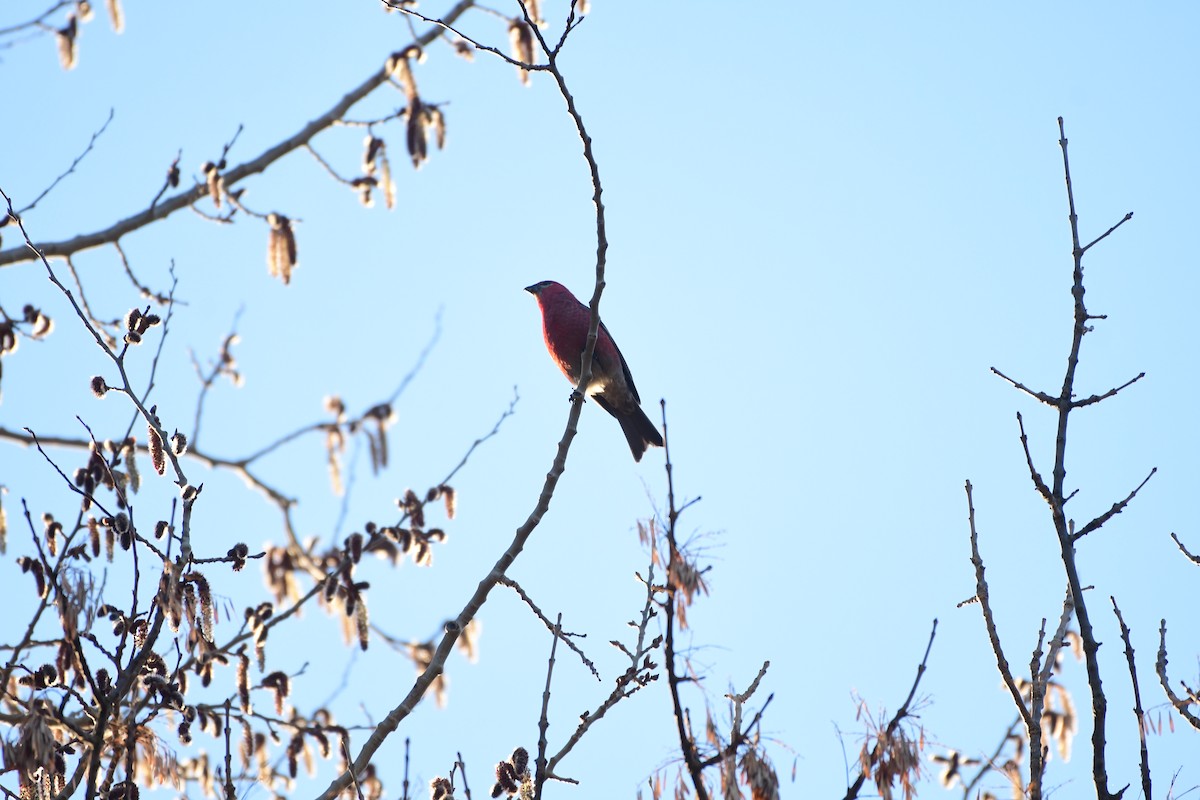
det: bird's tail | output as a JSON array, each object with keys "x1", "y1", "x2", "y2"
[{"x1": 596, "y1": 398, "x2": 664, "y2": 462}]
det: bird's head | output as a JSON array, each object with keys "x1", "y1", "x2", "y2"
[{"x1": 524, "y1": 280, "x2": 560, "y2": 296}]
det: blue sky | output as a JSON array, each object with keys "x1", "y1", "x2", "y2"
[{"x1": 2, "y1": 1, "x2": 1199, "y2": 797}]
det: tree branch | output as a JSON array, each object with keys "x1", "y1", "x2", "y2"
[
  {"x1": 0, "y1": 1, "x2": 476, "y2": 268},
  {"x1": 1110, "y1": 597, "x2": 1150, "y2": 800},
  {"x1": 843, "y1": 619, "x2": 938, "y2": 800},
  {"x1": 962, "y1": 481, "x2": 1032, "y2": 729}
]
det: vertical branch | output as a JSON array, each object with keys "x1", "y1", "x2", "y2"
[
  {"x1": 533, "y1": 614, "x2": 562, "y2": 800},
  {"x1": 223, "y1": 699, "x2": 235, "y2": 800},
  {"x1": 842, "y1": 620, "x2": 938, "y2": 800},
  {"x1": 402, "y1": 738, "x2": 411, "y2": 800},
  {"x1": 1027, "y1": 620, "x2": 1048, "y2": 797},
  {"x1": 520, "y1": 1, "x2": 607, "y2": 404},
  {"x1": 313, "y1": 13, "x2": 613, "y2": 799},
  {"x1": 1155, "y1": 621, "x2": 1200, "y2": 729},
  {"x1": 658, "y1": 402, "x2": 711, "y2": 800},
  {"x1": 1111, "y1": 597, "x2": 1150, "y2": 800},
  {"x1": 963, "y1": 482, "x2": 1034, "y2": 727},
  {"x1": 1052, "y1": 117, "x2": 1116, "y2": 800}
]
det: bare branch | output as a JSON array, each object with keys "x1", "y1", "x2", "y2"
[
  {"x1": 991, "y1": 367, "x2": 1058, "y2": 406},
  {"x1": 388, "y1": 1, "x2": 547, "y2": 75},
  {"x1": 1072, "y1": 467, "x2": 1156, "y2": 541},
  {"x1": 0, "y1": 2, "x2": 73, "y2": 37},
  {"x1": 335, "y1": 48, "x2": 608, "y2": 798},
  {"x1": 1081, "y1": 211, "x2": 1134, "y2": 254},
  {"x1": 843, "y1": 619, "x2": 938, "y2": 800},
  {"x1": 533, "y1": 614, "x2": 562, "y2": 799},
  {"x1": 304, "y1": 143, "x2": 358, "y2": 186},
  {"x1": 19, "y1": 108, "x2": 115, "y2": 214},
  {"x1": 658, "y1": 400, "x2": 710, "y2": 800},
  {"x1": 1156, "y1": 619, "x2": 1200, "y2": 731},
  {"x1": 0, "y1": 1, "x2": 476, "y2": 267},
  {"x1": 961, "y1": 481, "x2": 1031, "y2": 727},
  {"x1": 497, "y1": 576, "x2": 598, "y2": 679},
  {"x1": 113, "y1": 240, "x2": 173, "y2": 304},
  {"x1": 1169, "y1": 532, "x2": 1200, "y2": 565},
  {"x1": 1037, "y1": 586, "x2": 1076, "y2": 687},
  {"x1": 1015, "y1": 412, "x2": 1052, "y2": 503},
  {"x1": 1111, "y1": 597, "x2": 1151, "y2": 800},
  {"x1": 1054, "y1": 115, "x2": 1120, "y2": 800},
  {"x1": 1070, "y1": 371, "x2": 1145, "y2": 408}
]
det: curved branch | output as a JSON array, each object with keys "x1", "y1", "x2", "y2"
[{"x1": 315, "y1": 5, "x2": 608, "y2": 795}]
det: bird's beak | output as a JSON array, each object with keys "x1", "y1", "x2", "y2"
[{"x1": 524, "y1": 284, "x2": 538, "y2": 295}]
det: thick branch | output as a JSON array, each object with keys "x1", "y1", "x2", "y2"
[{"x1": 311, "y1": 387, "x2": 585, "y2": 800}]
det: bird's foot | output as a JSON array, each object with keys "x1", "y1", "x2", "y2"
[{"x1": 569, "y1": 389, "x2": 585, "y2": 405}]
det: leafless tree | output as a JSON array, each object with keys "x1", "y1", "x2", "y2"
[{"x1": 1, "y1": 3, "x2": 784, "y2": 800}]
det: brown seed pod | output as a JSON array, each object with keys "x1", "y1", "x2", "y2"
[
  {"x1": 507, "y1": 19, "x2": 534, "y2": 85},
  {"x1": 267, "y1": 213, "x2": 298, "y2": 284},
  {"x1": 56, "y1": 15, "x2": 78, "y2": 70},
  {"x1": 148, "y1": 427, "x2": 165, "y2": 475}
]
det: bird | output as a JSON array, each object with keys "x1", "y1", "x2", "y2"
[{"x1": 525, "y1": 280, "x2": 664, "y2": 461}]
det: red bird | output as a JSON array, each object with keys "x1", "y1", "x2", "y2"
[{"x1": 526, "y1": 280, "x2": 664, "y2": 461}]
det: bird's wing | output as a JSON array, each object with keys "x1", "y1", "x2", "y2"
[{"x1": 597, "y1": 319, "x2": 640, "y2": 404}]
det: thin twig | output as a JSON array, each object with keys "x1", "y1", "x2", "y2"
[
  {"x1": 1015, "y1": 412, "x2": 1052, "y2": 503},
  {"x1": 958, "y1": 718, "x2": 1022, "y2": 800},
  {"x1": 453, "y1": 751, "x2": 471, "y2": 800},
  {"x1": 190, "y1": 311, "x2": 243, "y2": 450},
  {"x1": 659, "y1": 400, "x2": 710, "y2": 800},
  {"x1": 304, "y1": 143, "x2": 357, "y2": 185},
  {"x1": 1072, "y1": 467, "x2": 1156, "y2": 541},
  {"x1": 1155, "y1": 620, "x2": 1200, "y2": 730},
  {"x1": 19, "y1": 108, "x2": 115, "y2": 214},
  {"x1": 1169, "y1": 532, "x2": 1200, "y2": 565},
  {"x1": 843, "y1": 619, "x2": 938, "y2": 800},
  {"x1": 963, "y1": 481, "x2": 1031, "y2": 727},
  {"x1": 1081, "y1": 211, "x2": 1134, "y2": 254},
  {"x1": 533, "y1": 614, "x2": 562, "y2": 799},
  {"x1": 1071, "y1": 371, "x2": 1145, "y2": 409},
  {"x1": 388, "y1": 2, "x2": 547, "y2": 75},
  {"x1": 498, "y1": 576, "x2": 598, "y2": 678},
  {"x1": 0, "y1": 1, "x2": 72, "y2": 37},
  {"x1": 542, "y1": 553, "x2": 662, "y2": 784},
  {"x1": 112, "y1": 240, "x2": 172, "y2": 305},
  {"x1": 64, "y1": 254, "x2": 120, "y2": 346},
  {"x1": 1111, "y1": 597, "x2": 1151, "y2": 800},
  {"x1": 1037, "y1": 587, "x2": 1076, "y2": 687},
  {"x1": 402, "y1": 738, "x2": 411, "y2": 800},
  {"x1": 991, "y1": 367, "x2": 1058, "y2": 406},
  {"x1": 223, "y1": 699, "x2": 236, "y2": 800}
]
